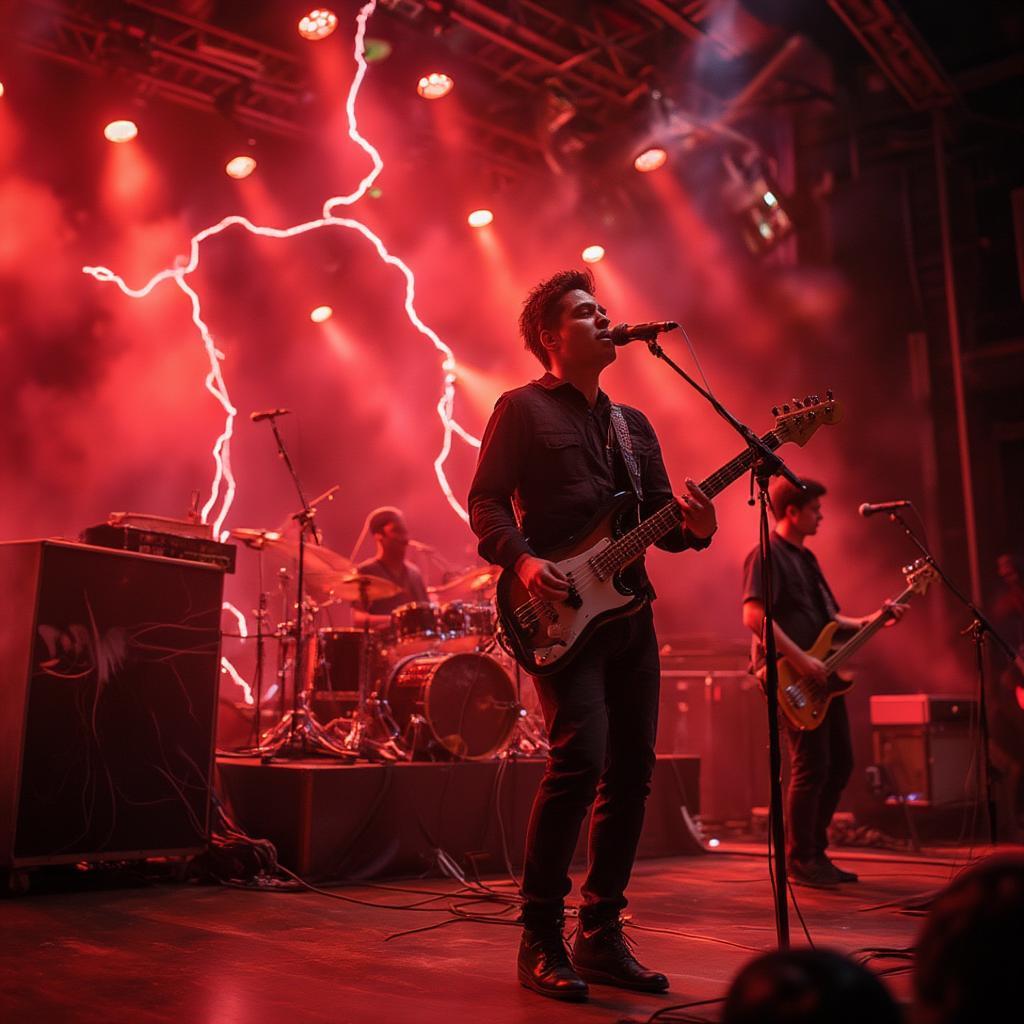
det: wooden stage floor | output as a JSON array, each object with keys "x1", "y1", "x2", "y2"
[{"x1": 1, "y1": 844, "x2": 992, "y2": 1024}]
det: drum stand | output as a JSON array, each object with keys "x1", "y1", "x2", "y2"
[
  {"x1": 250, "y1": 414, "x2": 355, "y2": 759},
  {"x1": 340, "y1": 578, "x2": 407, "y2": 761}
]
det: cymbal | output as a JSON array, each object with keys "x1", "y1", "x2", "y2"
[
  {"x1": 230, "y1": 528, "x2": 353, "y2": 576},
  {"x1": 429, "y1": 564, "x2": 501, "y2": 596},
  {"x1": 309, "y1": 572, "x2": 403, "y2": 604}
]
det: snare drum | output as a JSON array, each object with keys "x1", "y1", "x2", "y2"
[
  {"x1": 389, "y1": 601, "x2": 441, "y2": 653},
  {"x1": 438, "y1": 601, "x2": 496, "y2": 652},
  {"x1": 383, "y1": 651, "x2": 517, "y2": 761}
]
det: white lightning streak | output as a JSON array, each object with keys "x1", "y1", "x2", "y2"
[{"x1": 83, "y1": 0, "x2": 480, "y2": 533}]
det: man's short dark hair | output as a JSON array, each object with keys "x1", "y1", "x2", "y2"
[
  {"x1": 368, "y1": 506, "x2": 403, "y2": 535},
  {"x1": 519, "y1": 268, "x2": 595, "y2": 370},
  {"x1": 770, "y1": 477, "x2": 826, "y2": 521}
]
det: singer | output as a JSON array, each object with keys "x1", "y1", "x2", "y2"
[{"x1": 468, "y1": 268, "x2": 716, "y2": 1001}]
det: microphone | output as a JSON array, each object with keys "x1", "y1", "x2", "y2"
[
  {"x1": 859, "y1": 500, "x2": 913, "y2": 518},
  {"x1": 610, "y1": 321, "x2": 680, "y2": 346},
  {"x1": 250, "y1": 408, "x2": 290, "y2": 423}
]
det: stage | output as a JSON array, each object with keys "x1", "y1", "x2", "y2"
[
  {"x1": 215, "y1": 754, "x2": 702, "y2": 881},
  {"x1": 1, "y1": 844, "x2": 983, "y2": 1024}
]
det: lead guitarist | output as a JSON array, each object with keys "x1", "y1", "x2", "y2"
[
  {"x1": 741, "y1": 476, "x2": 906, "y2": 888},
  {"x1": 468, "y1": 269, "x2": 717, "y2": 1002}
]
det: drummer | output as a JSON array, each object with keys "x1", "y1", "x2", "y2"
[{"x1": 351, "y1": 507, "x2": 430, "y2": 629}]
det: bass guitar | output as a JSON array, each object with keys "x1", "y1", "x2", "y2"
[
  {"x1": 496, "y1": 391, "x2": 842, "y2": 675},
  {"x1": 769, "y1": 558, "x2": 937, "y2": 730}
]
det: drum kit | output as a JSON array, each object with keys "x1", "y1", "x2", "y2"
[{"x1": 229, "y1": 529, "x2": 547, "y2": 763}]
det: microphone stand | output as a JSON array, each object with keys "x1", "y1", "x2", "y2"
[
  {"x1": 251, "y1": 413, "x2": 355, "y2": 759},
  {"x1": 642, "y1": 333, "x2": 801, "y2": 949},
  {"x1": 882, "y1": 509, "x2": 1016, "y2": 844}
]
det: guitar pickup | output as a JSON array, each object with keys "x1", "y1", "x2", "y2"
[{"x1": 564, "y1": 584, "x2": 582, "y2": 610}]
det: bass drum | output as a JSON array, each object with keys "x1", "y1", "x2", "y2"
[{"x1": 383, "y1": 652, "x2": 517, "y2": 761}]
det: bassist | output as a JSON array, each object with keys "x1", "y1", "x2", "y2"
[
  {"x1": 741, "y1": 477, "x2": 906, "y2": 888},
  {"x1": 468, "y1": 269, "x2": 716, "y2": 1002}
]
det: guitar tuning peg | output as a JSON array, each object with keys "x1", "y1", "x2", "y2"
[
  {"x1": 772, "y1": 406, "x2": 780, "y2": 417},
  {"x1": 791, "y1": 398, "x2": 802, "y2": 409},
  {"x1": 782, "y1": 404, "x2": 790, "y2": 413},
  {"x1": 803, "y1": 395, "x2": 812, "y2": 405},
  {"x1": 826, "y1": 387, "x2": 833, "y2": 401}
]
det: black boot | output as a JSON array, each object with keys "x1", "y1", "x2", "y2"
[
  {"x1": 819, "y1": 856, "x2": 858, "y2": 883},
  {"x1": 517, "y1": 921, "x2": 589, "y2": 1002},
  {"x1": 572, "y1": 918, "x2": 669, "y2": 993}
]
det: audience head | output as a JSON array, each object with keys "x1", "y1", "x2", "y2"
[
  {"x1": 722, "y1": 947, "x2": 901, "y2": 1024},
  {"x1": 913, "y1": 850, "x2": 1024, "y2": 1024}
]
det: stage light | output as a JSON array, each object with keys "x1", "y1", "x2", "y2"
[
  {"x1": 0, "y1": 82, "x2": 5, "y2": 99},
  {"x1": 298, "y1": 8, "x2": 338, "y2": 40},
  {"x1": 634, "y1": 147, "x2": 667, "y2": 173},
  {"x1": 581, "y1": 245, "x2": 605, "y2": 264},
  {"x1": 467, "y1": 209, "x2": 493, "y2": 228},
  {"x1": 310, "y1": 305, "x2": 334, "y2": 323},
  {"x1": 104, "y1": 119, "x2": 138, "y2": 143},
  {"x1": 417, "y1": 73, "x2": 453, "y2": 99},
  {"x1": 225, "y1": 155, "x2": 257, "y2": 179}
]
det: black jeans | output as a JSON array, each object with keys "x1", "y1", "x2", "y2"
[
  {"x1": 521, "y1": 604, "x2": 660, "y2": 930},
  {"x1": 785, "y1": 693, "x2": 854, "y2": 863}
]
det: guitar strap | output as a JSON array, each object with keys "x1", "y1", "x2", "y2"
[{"x1": 607, "y1": 404, "x2": 644, "y2": 503}]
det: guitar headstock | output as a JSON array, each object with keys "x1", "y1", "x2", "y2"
[
  {"x1": 771, "y1": 390, "x2": 843, "y2": 447},
  {"x1": 902, "y1": 558, "x2": 939, "y2": 596}
]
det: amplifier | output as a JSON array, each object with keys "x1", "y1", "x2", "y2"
[
  {"x1": 81, "y1": 524, "x2": 236, "y2": 573},
  {"x1": 0, "y1": 540, "x2": 224, "y2": 867},
  {"x1": 870, "y1": 694, "x2": 976, "y2": 806}
]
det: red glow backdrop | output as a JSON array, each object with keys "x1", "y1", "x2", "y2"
[{"x1": 0, "y1": 0, "x2": 977, "y2": 711}]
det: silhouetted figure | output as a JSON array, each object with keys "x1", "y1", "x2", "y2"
[
  {"x1": 913, "y1": 850, "x2": 1024, "y2": 1024},
  {"x1": 722, "y1": 948, "x2": 901, "y2": 1024}
]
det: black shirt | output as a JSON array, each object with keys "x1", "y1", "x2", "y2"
[
  {"x1": 354, "y1": 557, "x2": 429, "y2": 617},
  {"x1": 742, "y1": 532, "x2": 840, "y2": 669},
  {"x1": 468, "y1": 374, "x2": 710, "y2": 587}
]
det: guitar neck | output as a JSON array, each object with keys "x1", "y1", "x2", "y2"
[
  {"x1": 599, "y1": 430, "x2": 783, "y2": 573},
  {"x1": 821, "y1": 582, "x2": 916, "y2": 674}
]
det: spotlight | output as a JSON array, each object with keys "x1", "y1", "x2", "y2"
[
  {"x1": 633, "y1": 147, "x2": 667, "y2": 173},
  {"x1": 581, "y1": 245, "x2": 605, "y2": 264},
  {"x1": 467, "y1": 209, "x2": 493, "y2": 228},
  {"x1": 225, "y1": 155, "x2": 257, "y2": 179},
  {"x1": 298, "y1": 8, "x2": 338, "y2": 41},
  {"x1": 0, "y1": 82, "x2": 5, "y2": 99},
  {"x1": 722, "y1": 155, "x2": 792, "y2": 256},
  {"x1": 310, "y1": 305, "x2": 334, "y2": 323},
  {"x1": 417, "y1": 73, "x2": 454, "y2": 100},
  {"x1": 104, "y1": 119, "x2": 138, "y2": 143}
]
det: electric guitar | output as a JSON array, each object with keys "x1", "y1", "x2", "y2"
[
  {"x1": 495, "y1": 391, "x2": 842, "y2": 675},
  {"x1": 768, "y1": 559, "x2": 938, "y2": 730}
]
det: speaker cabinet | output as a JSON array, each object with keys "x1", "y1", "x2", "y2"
[
  {"x1": 870, "y1": 694, "x2": 977, "y2": 806},
  {"x1": 0, "y1": 540, "x2": 224, "y2": 867}
]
